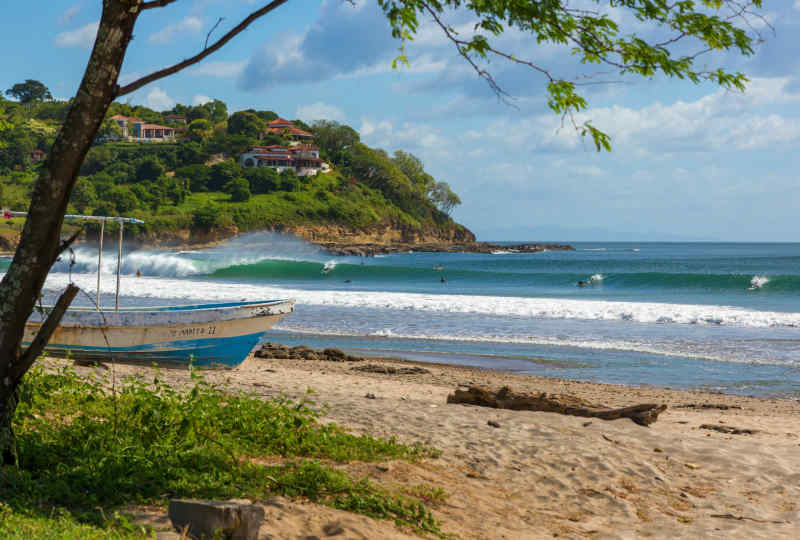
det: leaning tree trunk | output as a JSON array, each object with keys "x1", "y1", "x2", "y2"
[{"x1": 0, "y1": 0, "x2": 141, "y2": 464}]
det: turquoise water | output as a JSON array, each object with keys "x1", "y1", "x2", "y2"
[{"x1": 7, "y1": 234, "x2": 800, "y2": 397}]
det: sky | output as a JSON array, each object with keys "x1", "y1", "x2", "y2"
[{"x1": 2, "y1": 1, "x2": 799, "y2": 242}]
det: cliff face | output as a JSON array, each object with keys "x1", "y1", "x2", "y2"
[
  {"x1": 281, "y1": 222, "x2": 475, "y2": 245},
  {"x1": 49, "y1": 221, "x2": 475, "y2": 253}
]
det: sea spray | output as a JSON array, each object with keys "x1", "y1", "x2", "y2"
[{"x1": 51, "y1": 231, "x2": 327, "y2": 278}]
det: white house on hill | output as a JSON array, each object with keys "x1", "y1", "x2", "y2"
[
  {"x1": 239, "y1": 145, "x2": 325, "y2": 177},
  {"x1": 110, "y1": 115, "x2": 176, "y2": 142}
]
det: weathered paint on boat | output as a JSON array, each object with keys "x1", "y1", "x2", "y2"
[{"x1": 24, "y1": 299, "x2": 294, "y2": 367}]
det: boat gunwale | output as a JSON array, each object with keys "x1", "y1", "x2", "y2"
[{"x1": 42, "y1": 298, "x2": 294, "y2": 314}]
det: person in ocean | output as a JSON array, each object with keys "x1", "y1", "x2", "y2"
[
  {"x1": 577, "y1": 280, "x2": 587, "y2": 287},
  {"x1": 441, "y1": 276, "x2": 446, "y2": 283},
  {"x1": 136, "y1": 269, "x2": 142, "y2": 278}
]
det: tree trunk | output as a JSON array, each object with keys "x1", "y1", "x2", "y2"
[{"x1": 0, "y1": 0, "x2": 141, "y2": 462}]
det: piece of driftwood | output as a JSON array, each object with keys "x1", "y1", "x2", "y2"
[
  {"x1": 676, "y1": 403, "x2": 742, "y2": 410},
  {"x1": 446, "y1": 386, "x2": 667, "y2": 426},
  {"x1": 699, "y1": 424, "x2": 758, "y2": 435}
]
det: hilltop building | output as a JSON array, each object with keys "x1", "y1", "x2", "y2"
[
  {"x1": 262, "y1": 118, "x2": 313, "y2": 141},
  {"x1": 239, "y1": 144, "x2": 326, "y2": 177},
  {"x1": 164, "y1": 114, "x2": 188, "y2": 125},
  {"x1": 110, "y1": 115, "x2": 176, "y2": 142}
]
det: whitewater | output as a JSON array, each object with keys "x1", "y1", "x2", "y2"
[{"x1": 6, "y1": 234, "x2": 800, "y2": 396}]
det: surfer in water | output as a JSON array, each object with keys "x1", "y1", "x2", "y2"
[
  {"x1": 577, "y1": 280, "x2": 588, "y2": 287},
  {"x1": 440, "y1": 276, "x2": 446, "y2": 283}
]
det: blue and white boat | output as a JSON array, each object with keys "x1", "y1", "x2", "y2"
[
  {"x1": 15, "y1": 212, "x2": 295, "y2": 367},
  {"x1": 24, "y1": 299, "x2": 294, "y2": 367}
]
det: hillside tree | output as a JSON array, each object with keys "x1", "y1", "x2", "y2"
[
  {"x1": 0, "y1": 0, "x2": 765, "y2": 463},
  {"x1": 5, "y1": 80, "x2": 52, "y2": 120}
]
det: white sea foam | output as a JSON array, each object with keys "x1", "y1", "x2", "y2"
[
  {"x1": 589, "y1": 273, "x2": 604, "y2": 282},
  {"x1": 750, "y1": 275, "x2": 770, "y2": 288},
  {"x1": 276, "y1": 325, "x2": 733, "y2": 364},
  {"x1": 38, "y1": 272, "x2": 800, "y2": 330}
]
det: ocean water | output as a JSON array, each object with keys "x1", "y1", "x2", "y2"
[{"x1": 4, "y1": 233, "x2": 800, "y2": 397}]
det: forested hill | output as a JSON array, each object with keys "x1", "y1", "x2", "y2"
[{"x1": 0, "y1": 92, "x2": 473, "y2": 249}]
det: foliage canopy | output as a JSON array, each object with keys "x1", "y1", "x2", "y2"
[{"x1": 379, "y1": 0, "x2": 764, "y2": 150}]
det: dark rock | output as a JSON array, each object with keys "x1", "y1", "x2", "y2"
[
  {"x1": 365, "y1": 393, "x2": 376, "y2": 399},
  {"x1": 487, "y1": 420, "x2": 501, "y2": 428},
  {"x1": 351, "y1": 364, "x2": 430, "y2": 375},
  {"x1": 168, "y1": 499, "x2": 264, "y2": 540},
  {"x1": 323, "y1": 348, "x2": 346, "y2": 360},
  {"x1": 322, "y1": 522, "x2": 345, "y2": 536}
]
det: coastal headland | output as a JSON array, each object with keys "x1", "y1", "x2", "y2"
[
  {"x1": 1, "y1": 222, "x2": 575, "y2": 257},
  {"x1": 62, "y1": 344, "x2": 800, "y2": 539}
]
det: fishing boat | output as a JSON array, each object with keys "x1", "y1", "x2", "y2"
[{"x1": 11, "y1": 212, "x2": 294, "y2": 367}]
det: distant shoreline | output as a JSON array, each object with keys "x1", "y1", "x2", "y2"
[{"x1": 0, "y1": 232, "x2": 575, "y2": 258}]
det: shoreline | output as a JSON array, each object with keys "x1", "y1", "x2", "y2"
[{"x1": 62, "y1": 346, "x2": 800, "y2": 539}]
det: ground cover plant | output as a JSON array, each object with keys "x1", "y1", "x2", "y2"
[{"x1": 0, "y1": 363, "x2": 443, "y2": 538}]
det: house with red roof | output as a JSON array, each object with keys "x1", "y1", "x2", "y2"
[
  {"x1": 239, "y1": 144, "x2": 324, "y2": 177},
  {"x1": 262, "y1": 118, "x2": 314, "y2": 141},
  {"x1": 110, "y1": 115, "x2": 176, "y2": 142}
]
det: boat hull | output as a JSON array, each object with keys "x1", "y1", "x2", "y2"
[{"x1": 24, "y1": 299, "x2": 294, "y2": 367}]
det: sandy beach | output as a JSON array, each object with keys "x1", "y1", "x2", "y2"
[{"x1": 61, "y1": 348, "x2": 800, "y2": 540}]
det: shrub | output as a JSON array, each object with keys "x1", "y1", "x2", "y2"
[
  {"x1": 224, "y1": 177, "x2": 251, "y2": 202},
  {"x1": 192, "y1": 204, "x2": 220, "y2": 229}
]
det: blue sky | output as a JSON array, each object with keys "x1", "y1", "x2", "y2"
[{"x1": 2, "y1": 1, "x2": 799, "y2": 241}]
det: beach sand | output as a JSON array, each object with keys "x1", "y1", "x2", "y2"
[{"x1": 66, "y1": 352, "x2": 800, "y2": 539}]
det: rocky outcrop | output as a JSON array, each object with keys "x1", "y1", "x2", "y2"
[
  {"x1": 317, "y1": 241, "x2": 575, "y2": 257},
  {"x1": 277, "y1": 221, "x2": 475, "y2": 246}
]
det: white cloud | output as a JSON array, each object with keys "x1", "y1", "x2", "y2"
[
  {"x1": 145, "y1": 87, "x2": 175, "y2": 110},
  {"x1": 190, "y1": 60, "x2": 247, "y2": 78},
  {"x1": 296, "y1": 102, "x2": 346, "y2": 123},
  {"x1": 59, "y1": 4, "x2": 81, "y2": 25},
  {"x1": 193, "y1": 95, "x2": 212, "y2": 106},
  {"x1": 148, "y1": 16, "x2": 203, "y2": 44},
  {"x1": 470, "y1": 76, "x2": 800, "y2": 154},
  {"x1": 54, "y1": 22, "x2": 98, "y2": 49}
]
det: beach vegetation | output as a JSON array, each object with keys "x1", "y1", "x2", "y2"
[{"x1": 0, "y1": 363, "x2": 443, "y2": 538}]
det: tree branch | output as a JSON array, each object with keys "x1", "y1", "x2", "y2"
[
  {"x1": 11, "y1": 283, "x2": 79, "y2": 384},
  {"x1": 118, "y1": 0, "x2": 291, "y2": 97},
  {"x1": 51, "y1": 226, "x2": 84, "y2": 267},
  {"x1": 140, "y1": 0, "x2": 179, "y2": 10},
  {"x1": 205, "y1": 17, "x2": 224, "y2": 50}
]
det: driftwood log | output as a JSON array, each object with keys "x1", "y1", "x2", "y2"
[{"x1": 447, "y1": 386, "x2": 667, "y2": 426}]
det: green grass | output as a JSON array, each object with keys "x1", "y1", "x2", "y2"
[{"x1": 0, "y1": 364, "x2": 444, "y2": 537}]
